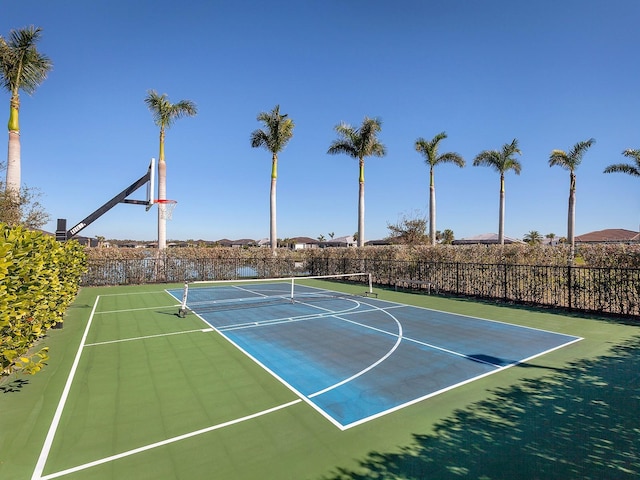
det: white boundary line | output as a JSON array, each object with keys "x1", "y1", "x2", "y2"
[
  {"x1": 31, "y1": 295, "x2": 101, "y2": 480},
  {"x1": 172, "y1": 283, "x2": 583, "y2": 430},
  {"x1": 39, "y1": 400, "x2": 301, "y2": 480},
  {"x1": 31, "y1": 292, "x2": 303, "y2": 479}
]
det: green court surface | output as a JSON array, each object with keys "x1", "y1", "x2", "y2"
[{"x1": 1, "y1": 281, "x2": 638, "y2": 480}]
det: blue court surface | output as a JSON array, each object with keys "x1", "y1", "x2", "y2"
[{"x1": 167, "y1": 282, "x2": 581, "y2": 430}]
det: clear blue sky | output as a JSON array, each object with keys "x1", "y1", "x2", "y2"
[{"x1": 3, "y1": 0, "x2": 639, "y2": 242}]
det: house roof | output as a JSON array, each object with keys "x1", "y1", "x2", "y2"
[
  {"x1": 291, "y1": 237, "x2": 318, "y2": 244},
  {"x1": 575, "y1": 229, "x2": 640, "y2": 243},
  {"x1": 452, "y1": 233, "x2": 525, "y2": 245}
]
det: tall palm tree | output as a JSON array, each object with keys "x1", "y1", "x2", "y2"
[
  {"x1": 604, "y1": 149, "x2": 640, "y2": 177},
  {"x1": 250, "y1": 105, "x2": 295, "y2": 254},
  {"x1": 144, "y1": 90, "x2": 197, "y2": 250},
  {"x1": 415, "y1": 132, "x2": 465, "y2": 245},
  {"x1": 0, "y1": 26, "x2": 52, "y2": 207},
  {"x1": 549, "y1": 138, "x2": 595, "y2": 259},
  {"x1": 327, "y1": 117, "x2": 386, "y2": 247},
  {"x1": 473, "y1": 139, "x2": 522, "y2": 245}
]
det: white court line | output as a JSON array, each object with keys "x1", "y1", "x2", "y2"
[
  {"x1": 95, "y1": 304, "x2": 179, "y2": 315},
  {"x1": 31, "y1": 295, "x2": 101, "y2": 480},
  {"x1": 85, "y1": 328, "x2": 213, "y2": 347},
  {"x1": 31, "y1": 292, "x2": 299, "y2": 479},
  {"x1": 39, "y1": 400, "x2": 301, "y2": 480}
]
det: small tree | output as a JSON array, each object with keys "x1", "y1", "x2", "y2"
[
  {"x1": 386, "y1": 211, "x2": 428, "y2": 245},
  {"x1": 440, "y1": 229, "x2": 455, "y2": 245},
  {"x1": 523, "y1": 230, "x2": 543, "y2": 245},
  {"x1": 546, "y1": 232, "x2": 557, "y2": 245},
  {"x1": 0, "y1": 162, "x2": 48, "y2": 228}
]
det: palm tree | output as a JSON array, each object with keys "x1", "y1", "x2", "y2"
[
  {"x1": 250, "y1": 105, "x2": 295, "y2": 254},
  {"x1": 441, "y1": 228, "x2": 455, "y2": 245},
  {"x1": 415, "y1": 132, "x2": 465, "y2": 245},
  {"x1": 0, "y1": 26, "x2": 52, "y2": 208},
  {"x1": 144, "y1": 90, "x2": 197, "y2": 250},
  {"x1": 327, "y1": 117, "x2": 386, "y2": 247},
  {"x1": 546, "y1": 232, "x2": 557, "y2": 246},
  {"x1": 473, "y1": 139, "x2": 522, "y2": 245},
  {"x1": 549, "y1": 138, "x2": 595, "y2": 259},
  {"x1": 604, "y1": 149, "x2": 640, "y2": 177},
  {"x1": 523, "y1": 230, "x2": 543, "y2": 245}
]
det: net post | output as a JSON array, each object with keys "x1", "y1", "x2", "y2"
[
  {"x1": 368, "y1": 273, "x2": 373, "y2": 294},
  {"x1": 178, "y1": 281, "x2": 189, "y2": 317},
  {"x1": 290, "y1": 277, "x2": 295, "y2": 302}
]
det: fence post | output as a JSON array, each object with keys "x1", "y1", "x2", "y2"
[
  {"x1": 503, "y1": 263, "x2": 508, "y2": 302},
  {"x1": 567, "y1": 265, "x2": 572, "y2": 310}
]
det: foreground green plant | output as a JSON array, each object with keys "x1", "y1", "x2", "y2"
[{"x1": 0, "y1": 223, "x2": 86, "y2": 378}]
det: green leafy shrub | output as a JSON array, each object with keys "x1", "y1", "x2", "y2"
[{"x1": 0, "y1": 224, "x2": 87, "y2": 378}]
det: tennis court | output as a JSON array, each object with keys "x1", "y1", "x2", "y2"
[
  {"x1": 6, "y1": 278, "x2": 638, "y2": 480},
  {"x1": 168, "y1": 276, "x2": 581, "y2": 429}
]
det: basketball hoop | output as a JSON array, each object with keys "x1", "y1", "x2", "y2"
[{"x1": 155, "y1": 199, "x2": 177, "y2": 220}]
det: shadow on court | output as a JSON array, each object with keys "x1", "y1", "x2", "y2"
[
  {"x1": 466, "y1": 354, "x2": 568, "y2": 371},
  {"x1": 0, "y1": 378, "x2": 29, "y2": 394},
  {"x1": 320, "y1": 335, "x2": 640, "y2": 480}
]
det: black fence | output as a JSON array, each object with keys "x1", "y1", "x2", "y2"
[{"x1": 82, "y1": 256, "x2": 639, "y2": 318}]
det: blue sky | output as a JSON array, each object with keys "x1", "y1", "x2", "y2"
[{"x1": 2, "y1": 0, "x2": 638, "y2": 242}]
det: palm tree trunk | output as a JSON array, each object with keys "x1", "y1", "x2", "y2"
[
  {"x1": 6, "y1": 130, "x2": 20, "y2": 194},
  {"x1": 358, "y1": 159, "x2": 365, "y2": 247},
  {"x1": 270, "y1": 154, "x2": 277, "y2": 254},
  {"x1": 498, "y1": 173, "x2": 505, "y2": 245},
  {"x1": 568, "y1": 172, "x2": 576, "y2": 260},
  {"x1": 429, "y1": 167, "x2": 436, "y2": 246},
  {"x1": 6, "y1": 94, "x2": 21, "y2": 193},
  {"x1": 157, "y1": 129, "x2": 167, "y2": 251}
]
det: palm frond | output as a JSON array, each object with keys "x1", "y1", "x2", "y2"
[
  {"x1": 438, "y1": 152, "x2": 466, "y2": 167},
  {"x1": 327, "y1": 117, "x2": 386, "y2": 159},
  {"x1": 416, "y1": 132, "x2": 464, "y2": 168},
  {"x1": 603, "y1": 163, "x2": 640, "y2": 176},
  {"x1": 0, "y1": 25, "x2": 52, "y2": 94},
  {"x1": 623, "y1": 148, "x2": 640, "y2": 162},
  {"x1": 327, "y1": 139, "x2": 358, "y2": 158},
  {"x1": 474, "y1": 139, "x2": 521, "y2": 174},
  {"x1": 145, "y1": 90, "x2": 197, "y2": 128},
  {"x1": 473, "y1": 149, "x2": 501, "y2": 170},
  {"x1": 251, "y1": 105, "x2": 294, "y2": 155},
  {"x1": 549, "y1": 138, "x2": 595, "y2": 170}
]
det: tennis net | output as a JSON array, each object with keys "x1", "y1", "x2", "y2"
[{"x1": 177, "y1": 273, "x2": 373, "y2": 317}]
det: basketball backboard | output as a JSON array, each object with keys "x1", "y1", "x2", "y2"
[{"x1": 145, "y1": 158, "x2": 156, "y2": 211}]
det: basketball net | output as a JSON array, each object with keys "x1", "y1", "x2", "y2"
[{"x1": 156, "y1": 200, "x2": 177, "y2": 220}]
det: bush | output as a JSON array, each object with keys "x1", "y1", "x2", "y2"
[{"x1": 0, "y1": 224, "x2": 86, "y2": 378}]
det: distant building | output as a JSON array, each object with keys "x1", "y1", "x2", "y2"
[
  {"x1": 289, "y1": 237, "x2": 319, "y2": 250},
  {"x1": 452, "y1": 233, "x2": 525, "y2": 245},
  {"x1": 575, "y1": 229, "x2": 639, "y2": 244},
  {"x1": 319, "y1": 235, "x2": 357, "y2": 248}
]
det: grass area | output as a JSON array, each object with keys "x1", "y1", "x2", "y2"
[{"x1": 1, "y1": 282, "x2": 638, "y2": 479}]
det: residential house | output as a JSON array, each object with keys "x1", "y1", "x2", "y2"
[{"x1": 575, "y1": 229, "x2": 639, "y2": 244}]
